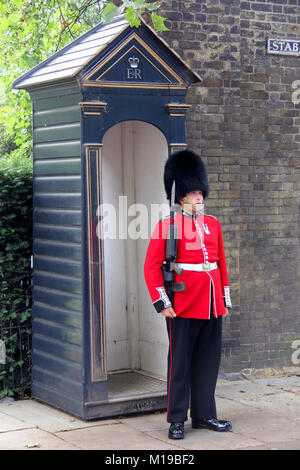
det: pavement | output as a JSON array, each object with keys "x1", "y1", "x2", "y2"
[{"x1": 0, "y1": 368, "x2": 299, "y2": 451}]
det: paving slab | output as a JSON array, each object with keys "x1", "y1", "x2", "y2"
[
  {"x1": 0, "y1": 428, "x2": 80, "y2": 450},
  {"x1": 120, "y1": 399, "x2": 251, "y2": 436},
  {"x1": 0, "y1": 410, "x2": 35, "y2": 433},
  {"x1": 214, "y1": 396, "x2": 262, "y2": 415},
  {"x1": 0, "y1": 399, "x2": 105, "y2": 433},
  {"x1": 230, "y1": 408, "x2": 300, "y2": 446},
  {"x1": 120, "y1": 410, "x2": 169, "y2": 432},
  {"x1": 55, "y1": 422, "x2": 180, "y2": 450},
  {"x1": 263, "y1": 439, "x2": 300, "y2": 451},
  {"x1": 237, "y1": 391, "x2": 300, "y2": 417},
  {"x1": 147, "y1": 425, "x2": 265, "y2": 451},
  {"x1": 217, "y1": 380, "x2": 283, "y2": 400}
]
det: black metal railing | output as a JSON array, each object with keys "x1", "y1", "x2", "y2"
[{"x1": 0, "y1": 318, "x2": 31, "y2": 400}]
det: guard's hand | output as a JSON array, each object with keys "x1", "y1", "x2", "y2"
[
  {"x1": 161, "y1": 307, "x2": 176, "y2": 318},
  {"x1": 223, "y1": 308, "x2": 230, "y2": 318}
]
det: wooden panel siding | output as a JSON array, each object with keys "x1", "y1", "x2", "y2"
[
  {"x1": 34, "y1": 239, "x2": 82, "y2": 260},
  {"x1": 33, "y1": 209, "x2": 81, "y2": 227},
  {"x1": 32, "y1": 366, "x2": 83, "y2": 399},
  {"x1": 31, "y1": 381, "x2": 84, "y2": 415},
  {"x1": 33, "y1": 256, "x2": 81, "y2": 278},
  {"x1": 34, "y1": 105, "x2": 81, "y2": 127},
  {"x1": 32, "y1": 303, "x2": 82, "y2": 329},
  {"x1": 34, "y1": 176, "x2": 81, "y2": 193},
  {"x1": 34, "y1": 122, "x2": 81, "y2": 143},
  {"x1": 33, "y1": 224, "x2": 82, "y2": 244},
  {"x1": 34, "y1": 93, "x2": 84, "y2": 111},
  {"x1": 33, "y1": 320, "x2": 82, "y2": 349},
  {"x1": 30, "y1": 83, "x2": 84, "y2": 415},
  {"x1": 33, "y1": 270, "x2": 82, "y2": 295},
  {"x1": 34, "y1": 143, "x2": 81, "y2": 159},
  {"x1": 33, "y1": 193, "x2": 81, "y2": 209},
  {"x1": 32, "y1": 349, "x2": 82, "y2": 383}
]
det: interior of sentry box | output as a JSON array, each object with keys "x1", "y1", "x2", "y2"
[{"x1": 102, "y1": 120, "x2": 169, "y2": 398}]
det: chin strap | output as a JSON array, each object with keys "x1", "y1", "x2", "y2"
[{"x1": 181, "y1": 196, "x2": 204, "y2": 214}]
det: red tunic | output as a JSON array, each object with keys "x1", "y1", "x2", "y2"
[{"x1": 144, "y1": 210, "x2": 232, "y2": 319}]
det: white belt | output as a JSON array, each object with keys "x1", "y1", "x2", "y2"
[{"x1": 176, "y1": 262, "x2": 217, "y2": 272}]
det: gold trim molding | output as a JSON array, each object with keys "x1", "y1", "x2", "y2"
[
  {"x1": 82, "y1": 81, "x2": 187, "y2": 90},
  {"x1": 169, "y1": 143, "x2": 188, "y2": 154},
  {"x1": 165, "y1": 103, "x2": 192, "y2": 116},
  {"x1": 85, "y1": 145, "x2": 107, "y2": 382},
  {"x1": 79, "y1": 101, "x2": 107, "y2": 115}
]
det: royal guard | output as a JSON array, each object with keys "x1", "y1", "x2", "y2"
[{"x1": 144, "y1": 150, "x2": 232, "y2": 439}]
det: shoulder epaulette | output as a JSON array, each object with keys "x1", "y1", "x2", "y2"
[{"x1": 205, "y1": 214, "x2": 218, "y2": 220}]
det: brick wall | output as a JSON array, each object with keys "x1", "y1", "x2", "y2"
[{"x1": 158, "y1": 0, "x2": 300, "y2": 372}]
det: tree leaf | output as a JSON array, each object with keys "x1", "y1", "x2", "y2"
[
  {"x1": 145, "y1": 2, "x2": 159, "y2": 11},
  {"x1": 134, "y1": 0, "x2": 145, "y2": 7},
  {"x1": 151, "y1": 12, "x2": 169, "y2": 31},
  {"x1": 101, "y1": 3, "x2": 122, "y2": 24},
  {"x1": 125, "y1": 6, "x2": 141, "y2": 28}
]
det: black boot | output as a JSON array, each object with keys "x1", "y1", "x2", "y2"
[
  {"x1": 168, "y1": 422, "x2": 184, "y2": 439},
  {"x1": 192, "y1": 418, "x2": 232, "y2": 432}
]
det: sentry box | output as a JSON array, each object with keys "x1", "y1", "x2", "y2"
[{"x1": 13, "y1": 15, "x2": 201, "y2": 420}]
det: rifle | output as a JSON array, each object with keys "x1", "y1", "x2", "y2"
[{"x1": 162, "y1": 181, "x2": 186, "y2": 304}]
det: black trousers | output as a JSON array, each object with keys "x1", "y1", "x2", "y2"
[{"x1": 166, "y1": 314, "x2": 222, "y2": 423}]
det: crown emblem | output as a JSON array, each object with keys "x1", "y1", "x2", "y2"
[{"x1": 128, "y1": 57, "x2": 139, "y2": 68}]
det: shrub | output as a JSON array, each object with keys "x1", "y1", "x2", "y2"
[{"x1": 0, "y1": 156, "x2": 32, "y2": 399}]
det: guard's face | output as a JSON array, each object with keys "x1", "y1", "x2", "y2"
[{"x1": 182, "y1": 190, "x2": 204, "y2": 206}]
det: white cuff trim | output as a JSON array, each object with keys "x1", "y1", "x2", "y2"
[
  {"x1": 155, "y1": 287, "x2": 172, "y2": 308},
  {"x1": 224, "y1": 286, "x2": 232, "y2": 308}
]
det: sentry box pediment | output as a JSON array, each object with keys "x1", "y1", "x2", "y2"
[
  {"x1": 83, "y1": 34, "x2": 184, "y2": 86},
  {"x1": 14, "y1": 16, "x2": 201, "y2": 91},
  {"x1": 13, "y1": 15, "x2": 201, "y2": 420}
]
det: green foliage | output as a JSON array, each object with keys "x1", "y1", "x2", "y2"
[
  {"x1": 0, "y1": 0, "x2": 103, "y2": 160},
  {"x1": 150, "y1": 11, "x2": 168, "y2": 31},
  {"x1": 102, "y1": 1, "x2": 168, "y2": 30},
  {"x1": 0, "y1": 1, "x2": 168, "y2": 162},
  {"x1": 0, "y1": 125, "x2": 17, "y2": 156},
  {"x1": 0, "y1": 158, "x2": 33, "y2": 399}
]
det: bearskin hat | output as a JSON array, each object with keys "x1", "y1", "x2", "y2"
[{"x1": 163, "y1": 150, "x2": 209, "y2": 204}]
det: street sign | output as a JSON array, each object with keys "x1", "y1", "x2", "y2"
[{"x1": 267, "y1": 38, "x2": 300, "y2": 56}]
